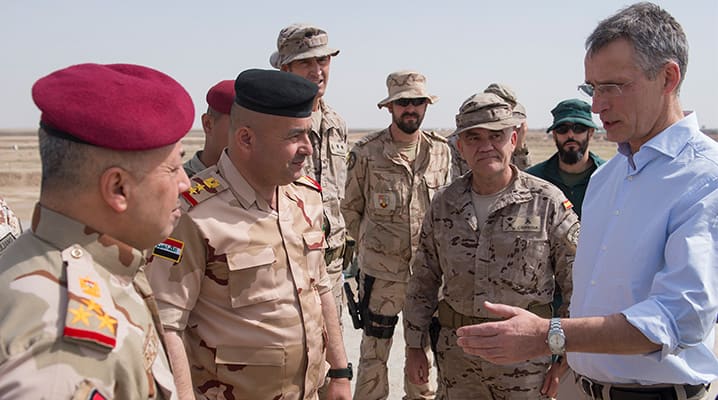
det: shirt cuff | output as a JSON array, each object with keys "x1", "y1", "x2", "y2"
[
  {"x1": 404, "y1": 327, "x2": 427, "y2": 348},
  {"x1": 622, "y1": 301, "x2": 675, "y2": 361}
]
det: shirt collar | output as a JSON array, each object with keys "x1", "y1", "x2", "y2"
[
  {"x1": 217, "y1": 152, "x2": 272, "y2": 211},
  {"x1": 31, "y1": 204, "x2": 145, "y2": 279}
]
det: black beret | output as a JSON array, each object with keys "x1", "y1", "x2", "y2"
[{"x1": 234, "y1": 69, "x2": 318, "y2": 118}]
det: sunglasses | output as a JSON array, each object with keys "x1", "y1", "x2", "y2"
[
  {"x1": 554, "y1": 123, "x2": 590, "y2": 135},
  {"x1": 394, "y1": 98, "x2": 427, "y2": 107}
]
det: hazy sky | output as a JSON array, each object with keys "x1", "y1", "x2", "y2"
[{"x1": 2, "y1": 0, "x2": 717, "y2": 132}]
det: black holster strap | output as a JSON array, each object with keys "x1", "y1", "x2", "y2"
[{"x1": 364, "y1": 324, "x2": 395, "y2": 339}]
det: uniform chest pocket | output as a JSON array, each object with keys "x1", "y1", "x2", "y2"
[
  {"x1": 424, "y1": 171, "x2": 446, "y2": 201},
  {"x1": 227, "y1": 248, "x2": 279, "y2": 308},
  {"x1": 367, "y1": 170, "x2": 404, "y2": 217}
]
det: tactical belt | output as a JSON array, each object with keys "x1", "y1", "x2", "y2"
[
  {"x1": 324, "y1": 243, "x2": 345, "y2": 266},
  {"x1": 437, "y1": 300, "x2": 552, "y2": 330},
  {"x1": 577, "y1": 374, "x2": 708, "y2": 400}
]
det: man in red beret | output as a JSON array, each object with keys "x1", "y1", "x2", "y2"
[
  {"x1": 0, "y1": 63, "x2": 194, "y2": 399},
  {"x1": 184, "y1": 79, "x2": 235, "y2": 177},
  {"x1": 146, "y1": 69, "x2": 351, "y2": 400}
]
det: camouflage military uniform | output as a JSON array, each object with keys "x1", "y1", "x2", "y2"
[
  {"x1": 146, "y1": 153, "x2": 331, "y2": 400},
  {"x1": 447, "y1": 132, "x2": 531, "y2": 179},
  {"x1": 0, "y1": 205, "x2": 176, "y2": 399},
  {"x1": 183, "y1": 150, "x2": 207, "y2": 177},
  {"x1": 303, "y1": 98, "x2": 348, "y2": 324},
  {"x1": 0, "y1": 195, "x2": 22, "y2": 256},
  {"x1": 404, "y1": 169, "x2": 579, "y2": 399},
  {"x1": 342, "y1": 128, "x2": 451, "y2": 400}
]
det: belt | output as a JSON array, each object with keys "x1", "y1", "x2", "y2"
[
  {"x1": 437, "y1": 300, "x2": 552, "y2": 330},
  {"x1": 324, "y1": 243, "x2": 345, "y2": 265},
  {"x1": 577, "y1": 374, "x2": 707, "y2": 400}
]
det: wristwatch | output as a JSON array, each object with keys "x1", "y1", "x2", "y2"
[
  {"x1": 327, "y1": 362, "x2": 353, "y2": 380},
  {"x1": 547, "y1": 318, "x2": 566, "y2": 355}
]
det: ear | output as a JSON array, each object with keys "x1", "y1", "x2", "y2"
[
  {"x1": 233, "y1": 126, "x2": 254, "y2": 151},
  {"x1": 280, "y1": 64, "x2": 290, "y2": 72},
  {"x1": 510, "y1": 129, "x2": 518, "y2": 146},
  {"x1": 201, "y1": 113, "x2": 213, "y2": 136},
  {"x1": 588, "y1": 128, "x2": 595, "y2": 139},
  {"x1": 662, "y1": 61, "x2": 681, "y2": 94},
  {"x1": 386, "y1": 103, "x2": 394, "y2": 115},
  {"x1": 98, "y1": 167, "x2": 131, "y2": 213}
]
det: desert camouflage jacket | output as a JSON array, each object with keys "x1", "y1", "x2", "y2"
[
  {"x1": 182, "y1": 150, "x2": 207, "y2": 178},
  {"x1": 447, "y1": 131, "x2": 531, "y2": 179},
  {"x1": 0, "y1": 205, "x2": 176, "y2": 399},
  {"x1": 0, "y1": 196, "x2": 22, "y2": 256},
  {"x1": 342, "y1": 128, "x2": 451, "y2": 283},
  {"x1": 146, "y1": 153, "x2": 330, "y2": 400},
  {"x1": 302, "y1": 99, "x2": 348, "y2": 259},
  {"x1": 404, "y1": 169, "x2": 579, "y2": 348}
]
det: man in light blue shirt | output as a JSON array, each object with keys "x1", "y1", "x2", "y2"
[{"x1": 453, "y1": 3, "x2": 718, "y2": 399}]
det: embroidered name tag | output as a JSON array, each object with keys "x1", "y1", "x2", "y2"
[{"x1": 502, "y1": 216, "x2": 541, "y2": 232}]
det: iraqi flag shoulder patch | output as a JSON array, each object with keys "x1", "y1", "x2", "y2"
[{"x1": 152, "y1": 237, "x2": 184, "y2": 263}]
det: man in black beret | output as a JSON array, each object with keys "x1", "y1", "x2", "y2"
[{"x1": 146, "y1": 69, "x2": 352, "y2": 400}]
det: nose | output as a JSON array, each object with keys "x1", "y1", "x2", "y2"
[
  {"x1": 299, "y1": 133, "x2": 313, "y2": 156},
  {"x1": 591, "y1": 94, "x2": 609, "y2": 114},
  {"x1": 178, "y1": 168, "x2": 191, "y2": 193}
]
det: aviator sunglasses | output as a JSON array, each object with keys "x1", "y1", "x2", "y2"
[
  {"x1": 554, "y1": 123, "x2": 589, "y2": 135},
  {"x1": 394, "y1": 98, "x2": 428, "y2": 107}
]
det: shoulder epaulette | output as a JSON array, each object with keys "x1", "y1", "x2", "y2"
[
  {"x1": 294, "y1": 175, "x2": 322, "y2": 192},
  {"x1": 424, "y1": 130, "x2": 448, "y2": 143},
  {"x1": 62, "y1": 245, "x2": 118, "y2": 350},
  {"x1": 353, "y1": 130, "x2": 386, "y2": 147},
  {"x1": 180, "y1": 167, "x2": 229, "y2": 211}
]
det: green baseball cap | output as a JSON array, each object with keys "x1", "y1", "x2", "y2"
[{"x1": 546, "y1": 99, "x2": 598, "y2": 133}]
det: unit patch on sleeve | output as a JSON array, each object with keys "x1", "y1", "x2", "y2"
[{"x1": 152, "y1": 237, "x2": 184, "y2": 263}]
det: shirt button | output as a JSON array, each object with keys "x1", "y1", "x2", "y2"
[
  {"x1": 591, "y1": 280, "x2": 596, "y2": 285},
  {"x1": 601, "y1": 245, "x2": 607, "y2": 251},
  {"x1": 614, "y1": 210, "x2": 620, "y2": 216},
  {"x1": 628, "y1": 176, "x2": 633, "y2": 181}
]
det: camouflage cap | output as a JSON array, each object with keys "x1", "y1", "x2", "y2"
[
  {"x1": 377, "y1": 70, "x2": 439, "y2": 109},
  {"x1": 513, "y1": 102, "x2": 527, "y2": 121},
  {"x1": 270, "y1": 23, "x2": 339, "y2": 68},
  {"x1": 454, "y1": 92, "x2": 521, "y2": 135},
  {"x1": 483, "y1": 83, "x2": 517, "y2": 107}
]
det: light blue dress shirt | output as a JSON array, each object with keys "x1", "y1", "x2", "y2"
[{"x1": 569, "y1": 112, "x2": 718, "y2": 385}]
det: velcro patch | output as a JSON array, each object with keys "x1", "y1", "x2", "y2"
[
  {"x1": 152, "y1": 237, "x2": 184, "y2": 263},
  {"x1": 502, "y1": 216, "x2": 541, "y2": 232}
]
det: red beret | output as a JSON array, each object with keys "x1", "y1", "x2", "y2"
[
  {"x1": 206, "y1": 80, "x2": 235, "y2": 115},
  {"x1": 32, "y1": 63, "x2": 194, "y2": 151}
]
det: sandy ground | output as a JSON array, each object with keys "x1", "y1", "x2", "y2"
[{"x1": 1, "y1": 131, "x2": 716, "y2": 399}]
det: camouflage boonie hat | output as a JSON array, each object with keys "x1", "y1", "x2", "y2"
[
  {"x1": 454, "y1": 92, "x2": 521, "y2": 135},
  {"x1": 484, "y1": 83, "x2": 517, "y2": 107},
  {"x1": 484, "y1": 83, "x2": 526, "y2": 122},
  {"x1": 270, "y1": 23, "x2": 340, "y2": 68},
  {"x1": 377, "y1": 70, "x2": 439, "y2": 109}
]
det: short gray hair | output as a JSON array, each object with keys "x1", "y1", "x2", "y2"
[
  {"x1": 586, "y1": 2, "x2": 688, "y2": 91},
  {"x1": 39, "y1": 129, "x2": 153, "y2": 193}
]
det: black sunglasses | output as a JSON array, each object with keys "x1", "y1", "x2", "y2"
[
  {"x1": 394, "y1": 98, "x2": 427, "y2": 107},
  {"x1": 554, "y1": 123, "x2": 590, "y2": 135}
]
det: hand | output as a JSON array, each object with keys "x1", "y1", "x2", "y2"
[
  {"x1": 541, "y1": 357, "x2": 569, "y2": 398},
  {"x1": 325, "y1": 377, "x2": 351, "y2": 400},
  {"x1": 455, "y1": 301, "x2": 549, "y2": 365},
  {"x1": 406, "y1": 347, "x2": 429, "y2": 385}
]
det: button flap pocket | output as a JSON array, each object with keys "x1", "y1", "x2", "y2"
[
  {"x1": 227, "y1": 246, "x2": 276, "y2": 271},
  {"x1": 216, "y1": 345, "x2": 285, "y2": 366}
]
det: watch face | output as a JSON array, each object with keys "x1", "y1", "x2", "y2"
[{"x1": 549, "y1": 333, "x2": 565, "y2": 351}]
